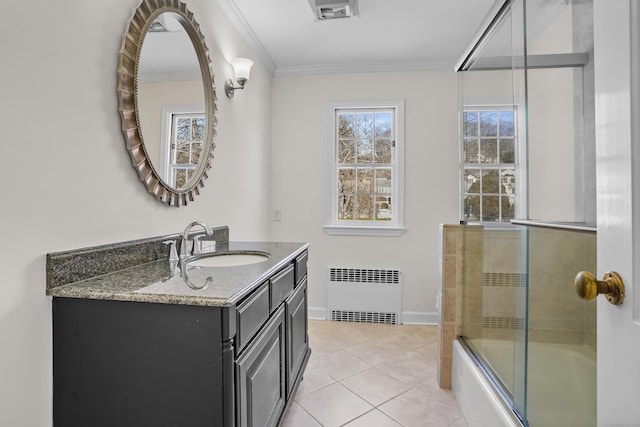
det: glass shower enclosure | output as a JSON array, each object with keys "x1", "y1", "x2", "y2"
[{"x1": 456, "y1": 0, "x2": 596, "y2": 425}]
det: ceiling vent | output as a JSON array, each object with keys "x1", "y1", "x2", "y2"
[{"x1": 308, "y1": 0, "x2": 359, "y2": 21}]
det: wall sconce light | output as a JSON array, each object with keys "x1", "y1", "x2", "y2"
[{"x1": 225, "y1": 58, "x2": 254, "y2": 98}]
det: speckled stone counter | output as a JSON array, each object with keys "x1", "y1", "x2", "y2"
[{"x1": 46, "y1": 235, "x2": 309, "y2": 307}]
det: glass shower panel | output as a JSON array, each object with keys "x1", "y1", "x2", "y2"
[
  {"x1": 525, "y1": 225, "x2": 597, "y2": 426},
  {"x1": 457, "y1": 0, "x2": 595, "y2": 425},
  {"x1": 458, "y1": 0, "x2": 529, "y2": 421},
  {"x1": 460, "y1": 225, "x2": 528, "y2": 403}
]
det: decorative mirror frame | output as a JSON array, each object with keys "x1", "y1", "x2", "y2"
[{"x1": 117, "y1": 0, "x2": 217, "y2": 206}]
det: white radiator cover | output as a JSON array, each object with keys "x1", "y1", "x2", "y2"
[{"x1": 327, "y1": 267, "x2": 402, "y2": 324}]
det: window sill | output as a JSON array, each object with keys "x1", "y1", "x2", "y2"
[{"x1": 323, "y1": 225, "x2": 407, "y2": 237}]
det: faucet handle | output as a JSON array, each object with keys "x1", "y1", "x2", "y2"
[
  {"x1": 193, "y1": 235, "x2": 203, "y2": 255},
  {"x1": 162, "y1": 240, "x2": 179, "y2": 263}
]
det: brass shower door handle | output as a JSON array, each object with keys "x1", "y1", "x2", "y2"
[{"x1": 574, "y1": 271, "x2": 625, "y2": 305}]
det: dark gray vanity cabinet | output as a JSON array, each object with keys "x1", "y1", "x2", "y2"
[
  {"x1": 52, "y1": 249, "x2": 309, "y2": 427},
  {"x1": 236, "y1": 305, "x2": 287, "y2": 427},
  {"x1": 52, "y1": 298, "x2": 234, "y2": 427},
  {"x1": 234, "y1": 254, "x2": 310, "y2": 427}
]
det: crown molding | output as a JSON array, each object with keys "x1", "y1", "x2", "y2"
[
  {"x1": 273, "y1": 59, "x2": 455, "y2": 77},
  {"x1": 216, "y1": 0, "x2": 277, "y2": 75}
]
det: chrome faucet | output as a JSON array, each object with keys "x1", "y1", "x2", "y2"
[
  {"x1": 180, "y1": 221, "x2": 214, "y2": 259},
  {"x1": 179, "y1": 221, "x2": 214, "y2": 290}
]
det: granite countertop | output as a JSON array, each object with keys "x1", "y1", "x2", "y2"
[{"x1": 46, "y1": 241, "x2": 309, "y2": 307}]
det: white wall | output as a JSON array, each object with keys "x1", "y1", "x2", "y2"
[
  {"x1": 0, "y1": 0, "x2": 272, "y2": 425},
  {"x1": 269, "y1": 71, "x2": 460, "y2": 322}
]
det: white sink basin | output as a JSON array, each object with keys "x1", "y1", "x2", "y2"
[{"x1": 188, "y1": 252, "x2": 270, "y2": 268}]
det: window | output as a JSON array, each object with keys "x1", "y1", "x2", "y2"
[
  {"x1": 462, "y1": 108, "x2": 516, "y2": 222},
  {"x1": 325, "y1": 100, "x2": 405, "y2": 236},
  {"x1": 159, "y1": 106, "x2": 205, "y2": 189}
]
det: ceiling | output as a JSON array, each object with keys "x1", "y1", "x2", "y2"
[{"x1": 218, "y1": 0, "x2": 498, "y2": 77}]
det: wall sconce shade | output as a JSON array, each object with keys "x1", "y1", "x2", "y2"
[{"x1": 225, "y1": 58, "x2": 254, "y2": 98}]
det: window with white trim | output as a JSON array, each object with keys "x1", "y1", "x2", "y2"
[
  {"x1": 325, "y1": 100, "x2": 405, "y2": 236},
  {"x1": 462, "y1": 108, "x2": 516, "y2": 222},
  {"x1": 159, "y1": 106, "x2": 205, "y2": 189}
]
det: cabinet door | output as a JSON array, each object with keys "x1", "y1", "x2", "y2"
[
  {"x1": 236, "y1": 305, "x2": 286, "y2": 427},
  {"x1": 286, "y1": 277, "x2": 309, "y2": 397}
]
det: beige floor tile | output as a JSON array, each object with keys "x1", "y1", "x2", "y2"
[
  {"x1": 341, "y1": 367, "x2": 413, "y2": 406},
  {"x1": 308, "y1": 349, "x2": 370, "y2": 381},
  {"x1": 376, "y1": 346, "x2": 437, "y2": 385},
  {"x1": 281, "y1": 401, "x2": 322, "y2": 427},
  {"x1": 313, "y1": 327, "x2": 371, "y2": 349},
  {"x1": 309, "y1": 335, "x2": 342, "y2": 357},
  {"x1": 295, "y1": 382, "x2": 374, "y2": 427},
  {"x1": 379, "y1": 383, "x2": 463, "y2": 427},
  {"x1": 342, "y1": 338, "x2": 408, "y2": 366},
  {"x1": 293, "y1": 366, "x2": 336, "y2": 397},
  {"x1": 343, "y1": 409, "x2": 403, "y2": 426}
]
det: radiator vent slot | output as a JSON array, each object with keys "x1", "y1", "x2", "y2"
[
  {"x1": 327, "y1": 268, "x2": 401, "y2": 325},
  {"x1": 331, "y1": 310, "x2": 398, "y2": 324},
  {"x1": 330, "y1": 268, "x2": 400, "y2": 284}
]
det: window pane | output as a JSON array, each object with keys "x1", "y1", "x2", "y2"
[
  {"x1": 464, "y1": 138, "x2": 479, "y2": 163},
  {"x1": 357, "y1": 138, "x2": 374, "y2": 163},
  {"x1": 502, "y1": 196, "x2": 515, "y2": 220},
  {"x1": 480, "y1": 139, "x2": 498, "y2": 163},
  {"x1": 176, "y1": 142, "x2": 189, "y2": 164},
  {"x1": 338, "y1": 139, "x2": 355, "y2": 163},
  {"x1": 480, "y1": 111, "x2": 497, "y2": 136},
  {"x1": 356, "y1": 113, "x2": 373, "y2": 139},
  {"x1": 375, "y1": 112, "x2": 392, "y2": 138},
  {"x1": 465, "y1": 169, "x2": 481, "y2": 193},
  {"x1": 501, "y1": 168, "x2": 516, "y2": 196},
  {"x1": 375, "y1": 138, "x2": 392, "y2": 163},
  {"x1": 356, "y1": 194, "x2": 374, "y2": 220},
  {"x1": 338, "y1": 194, "x2": 354, "y2": 220},
  {"x1": 375, "y1": 195, "x2": 392, "y2": 220},
  {"x1": 176, "y1": 119, "x2": 190, "y2": 140},
  {"x1": 482, "y1": 195, "x2": 500, "y2": 221},
  {"x1": 175, "y1": 169, "x2": 187, "y2": 188},
  {"x1": 338, "y1": 113, "x2": 355, "y2": 138},
  {"x1": 463, "y1": 112, "x2": 478, "y2": 137},
  {"x1": 499, "y1": 138, "x2": 515, "y2": 163},
  {"x1": 333, "y1": 107, "x2": 398, "y2": 225},
  {"x1": 338, "y1": 168, "x2": 356, "y2": 193},
  {"x1": 375, "y1": 168, "x2": 392, "y2": 193},
  {"x1": 482, "y1": 169, "x2": 499, "y2": 193},
  {"x1": 357, "y1": 168, "x2": 373, "y2": 192},
  {"x1": 464, "y1": 195, "x2": 480, "y2": 222},
  {"x1": 193, "y1": 118, "x2": 205, "y2": 140},
  {"x1": 191, "y1": 143, "x2": 202, "y2": 164},
  {"x1": 499, "y1": 110, "x2": 514, "y2": 136}
]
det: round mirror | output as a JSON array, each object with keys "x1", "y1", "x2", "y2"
[{"x1": 117, "y1": 0, "x2": 217, "y2": 206}]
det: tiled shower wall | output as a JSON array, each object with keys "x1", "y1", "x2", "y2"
[
  {"x1": 437, "y1": 224, "x2": 597, "y2": 389},
  {"x1": 437, "y1": 224, "x2": 483, "y2": 389}
]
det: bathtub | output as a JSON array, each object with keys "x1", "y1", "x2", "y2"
[{"x1": 451, "y1": 339, "x2": 596, "y2": 427}]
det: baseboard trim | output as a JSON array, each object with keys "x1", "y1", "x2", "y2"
[
  {"x1": 309, "y1": 306, "x2": 327, "y2": 320},
  {"x1": 402, "y1": 311, "x2": 439, "y2": 325}
]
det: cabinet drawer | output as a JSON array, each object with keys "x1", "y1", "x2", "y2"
[
  {"x1": 294, "y1": 251, "x2": 308, "y2": 286},
  {"x1": 270, "y1": 264, "x2": 295, "y2": 312},
  {"x1": 236, "y1": 281, "x2": 269, "y2": 353}
]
